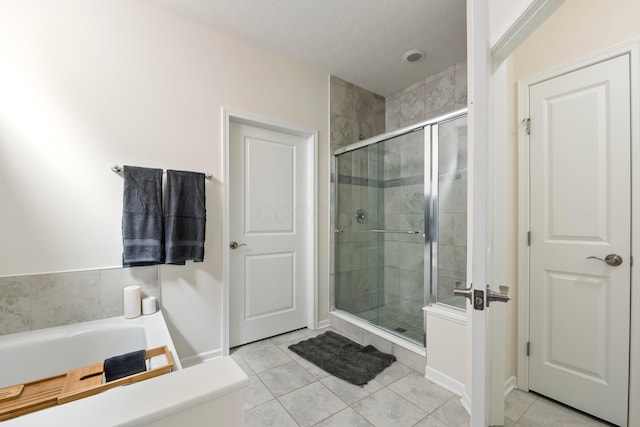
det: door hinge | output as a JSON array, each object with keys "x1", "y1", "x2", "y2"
[
  {"x1": 526, "y1": 341, "x2": 530, "y2": 357},
  {"x1": 523, "y1": 118, "x2": 531, "y2": 135},
  {"x1": 527, "y1": 231, "x2": 531, "y2": 246}
]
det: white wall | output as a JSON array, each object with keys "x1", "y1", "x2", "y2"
[
  {"x1": 0, "y1": 0, "x2": 329, "y2": 360},
  {"x1": 488, "y1": 0, "x2": 536, "y2": 47}
]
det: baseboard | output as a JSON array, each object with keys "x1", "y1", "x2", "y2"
[
  {"x1": 424, "y1": 371, "x2": 517, "y2": 416},
  {"x1": 425, "y1": 366, "x2": 466, "y2": 398},
  {"x1": 504, "y1": 375, "x2": 517, "y2": 397},
  {"x1": 460, "y1": 391, "x2": 471, "y2": 415},
  {"x1": 317, "y1": 319, "x2": 331, "y2": 329},
  {"x1": 180, "y1": 348, "x2": 223, "y2": 368}
]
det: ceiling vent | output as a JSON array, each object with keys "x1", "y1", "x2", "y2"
[{"x1": 403, "y1": 49, "x2": 425, "y2": 63}]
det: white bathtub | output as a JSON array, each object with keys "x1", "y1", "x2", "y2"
[
  {"x1": 0, "y1": 312, "x2": 247, "y2": 426},
  {"x1": 0, "y1": 311, "x2": 181, "y2": 388}
]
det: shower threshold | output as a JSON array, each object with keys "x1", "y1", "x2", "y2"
[{"x1": 330, "y1": 310, "x2": 426, "y2": 357}]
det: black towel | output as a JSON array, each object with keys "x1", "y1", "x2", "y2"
[
  {"x1": 103, "y1": 349, "x2": 147, "y2": 382},
  {"x1": 122, "y1": 166, "x2": 164, "y2": 266},
  {"x1": 164, "y1": 170, "x2": 206, "y2": 265}
]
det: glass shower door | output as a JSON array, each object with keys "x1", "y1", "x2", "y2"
[
  {"x1": 335, "y1": 128, "x2": 426, "y2": 345},
  {"x1": 433, "y1": 114, "x2": 468, "y2": 309}
]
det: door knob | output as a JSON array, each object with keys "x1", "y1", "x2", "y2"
[
  {"x1": 230, "y1": 241, "x2": 247, "y2": 250},
  {"x1": 587, "y1": 254, "x2": 623, "y2": 266},
  {"x1": 453, "y1": 281, "x2": 473, "y2": 301},
  {"x1": 486, "y1": 284, "x2": 510, "y2": 307},
  {"x1": 453, "y1": 281, "x2": 485, "y2": 310}
]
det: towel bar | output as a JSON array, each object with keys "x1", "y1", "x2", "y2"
[{"x1": 111, "y1": 165, "x2": 213, "y2": 180}]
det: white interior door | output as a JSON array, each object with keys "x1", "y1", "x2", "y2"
[
  {"x1": 229, "y1": 120, "x2": 309, "y2": 347},
  {"x1": 528, "y1": 54, "x2": 631, "y2": 426},
  {"x1": 468, "y1": 0, "x2": 493, "y2": 425}
]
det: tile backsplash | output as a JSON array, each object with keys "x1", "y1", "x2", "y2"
[{"x1": 0, "y1": 266, "x2": 159, "y2": 335}]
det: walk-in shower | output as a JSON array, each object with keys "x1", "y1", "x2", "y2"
[{"x1": 333, "y1": 109, "x2": 468, "y2": 346}]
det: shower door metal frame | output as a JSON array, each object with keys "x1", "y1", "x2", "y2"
[
  {"x1": 333, "y1": 107, "x2": 468, "y2": 345},
  {"x1": 428, "y1": 111, "x2": 469, "y2": 309}
]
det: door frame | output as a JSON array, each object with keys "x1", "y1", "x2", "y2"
[
  {"x1": 221, "y1": 107, "x2": 318, "y2": 355},
  {"x1": 517, "y1": 39, "x2": 640, "y2": 426}
]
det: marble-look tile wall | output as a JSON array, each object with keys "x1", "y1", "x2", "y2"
[
  {"x1": 330, "y1": 76, "x2": 386, "y2": 150},
  {"x1": 332, "y1": 62, "x2": 468, "y2": 318},
  {"x1": 386, "y1": 62, "x2": 467, "y2": 132},
  {"x1": 435, "y1": 116, "x2": 468, "y2": 308},
  {"x1": 0, "y1": 266, "x2": 159, "y2": 335},
  {"x1": 436, "y1": 173, "x2": 467, "y2": 306},
  {"x1": 382, "y1": 131, "x2": 425, "y2": 317},
  {"x1": 330, "y1": 76, "x2": 385, "y2": 314}
]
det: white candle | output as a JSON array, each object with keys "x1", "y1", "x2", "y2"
[
  {"x1": 142, "y1": 296, "x2": 157, "y2": 315},
  {"x1": 123, "y1": 285, "x2": 141, "y2": 318}
]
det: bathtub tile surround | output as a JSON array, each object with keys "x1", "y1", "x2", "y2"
[
  {"x1": 0, "y1": 265, "x2": 159, "y2": 335},
  {"x1": 386, "y1": 61, "x2": 468, "y2": 132},
  {"x1": 0, "y1": 276, "x2": 31, "y2": 335},
  {"x1": 30, "y1": 270, "x2": 102, "y2": 330}
]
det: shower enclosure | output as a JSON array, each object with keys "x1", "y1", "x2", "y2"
[{"x1": 334, "y1": 109, "x2": 468, "y2": 346}]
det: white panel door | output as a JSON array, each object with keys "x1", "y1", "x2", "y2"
[
  {"x1": 529, "y1": 54, "x2": 631, "y2": 426},
  {"x1": 229, "y1": 121, "x2": 308, "y2": 347}
]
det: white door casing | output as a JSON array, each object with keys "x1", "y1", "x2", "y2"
[
  {"x1": 526, "y1": 54, "x2": 631, "y2": 426},
  {"x1": 468, "y1": 0, "x2": 492, "y2": 425},
  {"x1": 223, "y1": 110, "x2": 317, "y2": 350}
]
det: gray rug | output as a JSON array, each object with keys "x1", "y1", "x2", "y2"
[{"x1": 288, "y1": 331, "x2": 395, "y2": 386}]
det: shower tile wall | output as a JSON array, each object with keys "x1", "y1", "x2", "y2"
[
  {"x1": 382, "y1": 131, "x2": 425, "y2": 319},
  {"x1": 0, "y1": 266, "x2": 159, "y2": 335},
  {"x1": 386, "y1": 62, "x2": 468, "y2": 309},
  {"x1": 386, "y1": 62, "x2": 467, "y2": 132},
  {"x1": 436, "y1": 121, "x2": 468, "y2": 307},
  {"x1": 330, "y1": 76, "x2": 385, "y2": 313}
]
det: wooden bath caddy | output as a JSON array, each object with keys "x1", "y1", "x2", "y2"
[{"x1": 0, "y1": 345, "x2": 173, "y2": 421}]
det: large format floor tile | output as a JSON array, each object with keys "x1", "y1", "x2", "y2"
[{"x1": 235, "y1": 328, "x2": 613, "y2": 427}]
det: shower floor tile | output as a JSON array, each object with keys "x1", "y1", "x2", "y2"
[{"x1": 355, "y1": 305, "x2": 424, "y2": 344}]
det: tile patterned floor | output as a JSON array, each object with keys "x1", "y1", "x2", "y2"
[{"x1": 232, "y1": 328, "x2": 614, "y2": 427}]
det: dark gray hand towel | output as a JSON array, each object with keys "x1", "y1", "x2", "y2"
[
  {"x1": 164, "y1": 170, "x2": 206, "y2": 265},
  {"x1": 104, "y1": 349, "x2": 147, "y2": 382},
  {"x1": 122, "y1": 166, "x2": 164, "y2": 267}
]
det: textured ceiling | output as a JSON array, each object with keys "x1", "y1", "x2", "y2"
[{"x1": 142, "y1": 0, "x2": 467, "y2": 97}]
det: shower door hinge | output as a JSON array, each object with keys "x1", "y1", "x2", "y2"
[
  {"x1": 526, "y1": 341, "x2": 530, "y2": 357},
  {"x1": 527, "y1": 231, "x2": 531, "y2": 246},
  {"x1": 523, "y1": 118, "x2": 531, "y2": 135}
]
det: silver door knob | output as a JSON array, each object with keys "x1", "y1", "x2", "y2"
[
  {"x1": 453, "y1": 281, "x2": 473, "y2": 301},
  {"x1": 587, "y1": 254, "x2": 623, "y2": 266},
  {"x1": 230, "y1": 241, "x2": 247, "y2": 249},
  {"x1": 486, "y1": 284, "x2": 510, "y2": 307}
]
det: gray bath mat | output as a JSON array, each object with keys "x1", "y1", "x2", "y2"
[{"x1": 288, "y1": 331, "x2": 395, "y2": 386}]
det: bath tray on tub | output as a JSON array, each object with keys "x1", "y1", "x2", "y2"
[{"x1": 0, "y1": 345, "x2": 174, "y2": 421}]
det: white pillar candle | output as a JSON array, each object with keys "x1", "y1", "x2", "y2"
[
  {"x1": 142, "y1": 296, "x2": 157, "y2": 315},
  {"x1": 123, "y1": 285, "x2": 142, "y2": 318}
]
